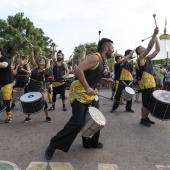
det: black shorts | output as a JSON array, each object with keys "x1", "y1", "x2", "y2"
[{"x1": 141, "y1": 88, "x2": 154, "y2": 109}]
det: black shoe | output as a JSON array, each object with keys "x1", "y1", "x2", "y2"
[
  {"x1": 63, "y1": 107, "x2": 67, "y2": 111},
  {"x1": 49, "y1": 106, "x2": 55, "y2": 111},
  {"x1": 92, "y1": 142, "x2": 103, "y2": 149},
  {"x1": 45, "y1": 146, "x2": 55, "y2": 160},
  {"x1": 24, "y1": 117, "x2": 31, "y2": 122},
  {"x1": 110, "y1": 97, "x2": 113, "y2": 100},
  {"x1": 10, "y1": 103, "x2": 15, "y2": 110},
  {"x1": 46, "y1": 117, "x2": 52, "y2": 123},
  {"x1": 146, "y1": 117, "x2": 155, "y2": 124},
  {"x1": 140, "y1": 119, "x2": 151, "y2": 127},
  {"x1": 126, "y1": 108, "x2": 135, "y2": 113},
  {"x1": 110, "y1": 107, "x2": 117, "y2": 113}
]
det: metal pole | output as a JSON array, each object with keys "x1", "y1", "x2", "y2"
[
  {"x1": 98, "y1": 31, "x2": 101, "y2": 41},
  {"x1": 167, "y1": 51, "x2": 169, "y2": 66}
]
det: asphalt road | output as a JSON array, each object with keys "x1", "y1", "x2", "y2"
[{"x1": 0, "y1": 89, "x2": 170, "y2": 170}]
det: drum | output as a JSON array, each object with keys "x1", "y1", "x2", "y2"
[
  {"x1": 148, "y1": 90, "x2": 170, "y2": 120},
  {"x1": 121, "y1": 87, "x2": 135, "y2": 100},
  {"x1": 20, "y1": 92, "x2": 44, "y2": 114},
  {"x1": 0, "y1": 91, "x2": 6, "y2": 113},
  {"x1": 80, "y1": 107, "x2": 106, "y2": 138},
  {"x1": 13, "y1": 88, "x2": 24, "y2": 101},
  {"x1": 62, "y1": 74, "x2": 75, "y2": 79}
]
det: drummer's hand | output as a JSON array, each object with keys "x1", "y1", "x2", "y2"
[
  {"x1": 107, "y1": 78, "x2": 114, "y2": 83},
  {"x1": 29, "y1": 43, "x2": 34, "y2": 50},
  {"x1": 86, "y1": 87, "x2": 96, "y2": 95}
]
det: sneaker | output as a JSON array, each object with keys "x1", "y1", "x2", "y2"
[
  {"x1": 10, "y1": 103, "x2": 15, "y2": 110},
  {"x1": 49, "y1": 106, "x2": 55, "y2": 111},
  {"x1": 24, "y1": 117, "x2": 31, "y2": 122},
  {"x1": 140, "y1": 119, "x2": 151, "y2": 127},
  {"x1": 126, "y1": 108, "x2": 135, "y2": 113},
  {"x1": 45, "y1": 146, "x2": 55, "y2": 160},
  {"x1": 92, "y1": 142, "x2": 103, "y2": 149},
  {"x1": 46, "y1": 117, "x2": 52, "y2": 123},
  {"x1": 146, "y1": 117, "x2": 155, "y2": 124},
  {"x1": 5, "y1": 117, "x2": 12, "y2": 123},
  {"x1": 63, "y1": 107, "x2": 67, "y2": 111}
]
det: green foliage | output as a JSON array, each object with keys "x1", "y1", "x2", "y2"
[
  {"x1": 0, "y1": 12, "x2": 55, "y2": 61},
  {"x1": 71, "y1": 42, "x2": 97, "y2": 66}
]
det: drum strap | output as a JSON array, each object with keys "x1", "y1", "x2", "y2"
[{"x1": 122, "y1": 81, "x2": 133, "y2": 87}]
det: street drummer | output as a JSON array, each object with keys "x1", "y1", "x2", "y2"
[
  {"x1": 49, "y1": 50, "x2": 69, "y2": 112},
  {"x1": 136, "y1": 27, "x2": 160, "y2": 127},
  {"x1": 111, "y1": 49, "x2": 135, "y2": 113},
  {"x1": 0, "y1": 47, "x2": 13, "y2": 123},
  {"x1": 45, "y1": 38, "x2": 114, "y2": 160},
  {"x1": 23, "y1": 44, "x2": 52, "y2": 123},
  {"x1": 11, "y1": 55, "x2": 31, "y2": 109}
]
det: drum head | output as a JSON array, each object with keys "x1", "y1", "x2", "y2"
[
  {"x1": 20, "y1": 92, "x2": 42, "y2": 102},
  {"x1": 89, "y1": 107, "x2": 106, "y2": 125},
  {"x1": 152, "y1": 90, "x2": 170, "y2": 103},
  {"x1": 125, "y1": 87, "x2": 135, "y2": 95},
  {"x1": 62, "y1": 74, "x2": 75, "y2": 79}
]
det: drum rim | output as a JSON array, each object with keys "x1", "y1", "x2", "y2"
[
  {"x1": 152, "y1": 91, "x2": 170, "y2": 104},
  {"x1": 20, "y1": 92, "x2": 42, "y2": 103}
]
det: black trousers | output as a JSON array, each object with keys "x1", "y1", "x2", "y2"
[
  {"x1": 49, "y1": 99, "x2": 100, "y2": 152},
  {"x1": 112, "y1": 80, "x2": 132, "y2": 110}
]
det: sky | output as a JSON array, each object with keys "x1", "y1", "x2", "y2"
[{"x1": 1, "y1": 0, "x2": 170, "y2": 60}]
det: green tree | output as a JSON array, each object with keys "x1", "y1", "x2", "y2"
[
  {"x1": 0, "y1": 12, "x2": 55, "y2": 60},
  {"x1": 71, "y1": 42, "x2": 97, "y2": 66}
]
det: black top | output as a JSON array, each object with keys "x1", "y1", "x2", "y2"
[
  {"x1": 0, "y1": 57, "x2": 13, "y2": 86},
  {"x1": 114, "y1": 63, "x2": 122, "y2": 80}
]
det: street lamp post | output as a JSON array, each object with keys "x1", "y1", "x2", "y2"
[{"x1": 98, "y1": 30, "x2": 101, "y2": 41}]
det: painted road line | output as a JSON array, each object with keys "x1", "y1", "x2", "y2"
[
  {"x1": 0, "y1": 161, "x2": 20, "y2": 170},
  {"x1": 49, "y1": 162, "x2": 73, "y2": 170},
  {"x1": 98, "y1": 164, "x2": 119, "y2": 170},
  {"x1": 26, "y1": 162, "x2": 48, "y2": 170},
  {"x1": 156, "y1": 165, "x2": 170, "y2": 170}
]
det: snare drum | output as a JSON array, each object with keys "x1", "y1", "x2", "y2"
[
  {"x1": 148, "y1": 90, "x2": 170, "y2": 120},
  {"x1": 121, "y1": 87, "x2": 135, "y2": 100},
  {"x1": 20, "y1": 92, "x2": 44, "y2": 114},
  {"x1": 0, "y1": 91, "x2": 6, "y2": 113},
  {"x1": 13, "y1": 88, "x2": 24, "y2": 101},
  {"x1": 80, "y1": 107, "x2": 106, "y2": 138}
]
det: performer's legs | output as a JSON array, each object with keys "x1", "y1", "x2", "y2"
[
  {"x1": 111, "y1": 82, "x2": 125, "y2": 112},
  {"x1": 45, "y1": 100, "x2": 87, "y2": 160},
  {"x1": 49, "y1": 87, "x2": 57, "y2": 110}
]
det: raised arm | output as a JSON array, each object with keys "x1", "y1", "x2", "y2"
[
  {"x1": 29, "y1": 43, "x2": 38, "y2": 68},
  {"x1": 139, "y1": 27, "x2": 159, "y2": 59},
  {"x1": 149, "y1": 36, "x2": 160, "y2": 59}
]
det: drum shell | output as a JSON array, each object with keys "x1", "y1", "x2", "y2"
[
  {"x1": 13, "y1": 88, "x2": 24, "y2": 101},
  {"x1": 121, "y1": 87, "x2": 135, "y2": 100},
  {"x1": 20, "y1": 92, "x2": 44, "y2": 114},
  {"x1": 149, "y1": 93, "x2": 170, "y2": 120},
  {"x1": 80, "y1": 107, "x2": 105, "y2": 138}
]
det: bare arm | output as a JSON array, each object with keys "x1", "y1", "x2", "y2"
[
  {"x1": 29, "y1": 43, "x2": 37, "y2": 68},
  {"x1": 75, "y1": 54, "x2": 99, "y2": 95},
  {"x1": 0, "y1": 61, "x2": 8, "y2": 68},
  {"x1": 119, "y1": 50, "x2": 134, "y2": 64},
  {"x1": 63, "y1": 62, "x2": 69, "y2": 75},
  {"x1": 139, "y1": 27, "x2": 159, "y2": 64},
  {"x1": 149, "y1": 36, "x2": 160, "y2": 59},
  {"x1": 81, "y1": 46, "x2": 87, "y2": 61}
]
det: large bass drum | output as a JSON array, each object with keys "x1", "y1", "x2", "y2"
[
  {"x1": 80, "y1": 107, "x2": 106, "y2": 138},
  {"x1": 148, "y1": 90, "x2": 170, "y2": 120},
  {"x1": 20, "y1": 92, "x2": 44, "y2": 114}
]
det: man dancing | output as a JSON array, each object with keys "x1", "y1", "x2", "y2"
[
  {"x1": 111, "y1": 50, "x2": 135, "y2": 113},
  {"x1": 135, "y1": 27, "x2": 160, "y2": 127},
  {"x1": 45, "y1": 38, "x2": 114, "y2": 160}
]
